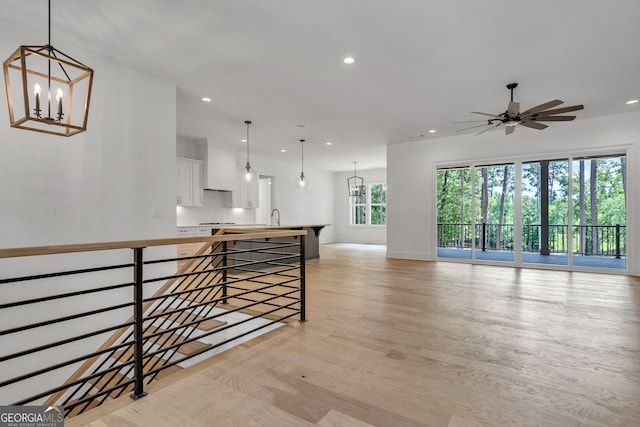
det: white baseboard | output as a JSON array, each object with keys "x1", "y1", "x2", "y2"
[{"x1": 385, "y1": 250, "x2": 431, "y2": 260}]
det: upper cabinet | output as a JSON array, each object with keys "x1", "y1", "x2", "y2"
[
  {"x1": 225, "y1": 172, "x2": 259, "y2": 208},
  {"x1": 176, "y1": 157, "x2": 204, "y2": 206},
  {"x1": 196, "y1": 141, "x2": 236, "y2": 191}
]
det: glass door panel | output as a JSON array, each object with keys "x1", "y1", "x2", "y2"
[
  {"x1": 436, "y1": 167, "x2": 472, "y2": 259},
  {"x1": 474, "y1": 164, "x2": 515, "y2": 262},
  {"x1": 572, "y1": 156, "x2": 626, "y2": 269},
  {"x1": 521, "y1": 159, "x2": 569, "y2": 266}
]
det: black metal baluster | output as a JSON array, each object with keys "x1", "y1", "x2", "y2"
[
  {"x1": 222, "y1": 241, "x2": 228, "y2": 304},
  {"x1": 130, "y1": 247, "x2": 147, "y2": 400},
  {"x1": 299, "y1": 235, "x2": 306, "y2": 322}
]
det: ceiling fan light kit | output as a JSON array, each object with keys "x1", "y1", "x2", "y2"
[{"x1": 457, "y1": 82, "x2": 584, "y2": 136}]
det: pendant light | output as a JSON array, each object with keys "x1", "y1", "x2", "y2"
[
  {"x1": 241, "y1": 120, "x2": 257, "y2": 182},
  {"x1": 3, "y1": 0, "x2": 94, "y2": 137},
  {"x1": 296, "y1": 139, "x2": 310, "y2": 189},
  {"x1": 347, "y1": 162, "x2": 364, "y2": 196}
]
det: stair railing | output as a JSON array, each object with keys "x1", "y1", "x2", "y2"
[{"x1": 0, "y1": 228, "x2": 306, "y2": 417}]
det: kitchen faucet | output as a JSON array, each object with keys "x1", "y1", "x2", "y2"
[{"x1": 270, "y1": 208, "x2": 281, "y2": 226}]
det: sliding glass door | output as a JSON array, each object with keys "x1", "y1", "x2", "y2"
[
  {"x1": 436, "y1": 153, "x2": 626, "y2": 271},
  {"x1": 436, "y1": 164, "x2": 515, "y2": 263}
]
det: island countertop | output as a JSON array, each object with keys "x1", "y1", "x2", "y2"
[
  {"x1": 209, "y1": 224, "x2": 330, "y2": 259},
  {"x1": 210, "y1": 224, "x2": 330, "y2": 229}
]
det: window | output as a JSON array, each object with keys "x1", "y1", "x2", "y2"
[{"x1": 350, "y1": 183, "x2": 386, "y2": 225}]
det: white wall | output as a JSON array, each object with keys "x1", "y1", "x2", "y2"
[
  {"x1": 333, "y1": 168, "x2": 387, "y2": 244},
  {"x1": 387, "y1": 111, "x2": 640, "y2": 275},
  {"x1": 0, "y1": 22, "x2": 177, "y2": 403}
]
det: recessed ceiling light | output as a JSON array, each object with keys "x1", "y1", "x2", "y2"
[
  {"x1": 280, "y1": 149, "x2": 287, "y2": 153},
  {"x1": 343, "y1": 57, "x2": 355, "y2": 64},
  {"x1": 429, "y1": 129, "x2": 436, "y2": 133},
  {"x1": 326, "y1": 141, "x2": 333, "y2": 146},
  {"x1": 241, "y1": 139, "x2": 247, "y2": 143},
  {"x1": 627, "y1": 99, "x2": 639, "y2": 105},
  {"x1": 201, "y1": 97, "x2": 211, "y2": 102}
]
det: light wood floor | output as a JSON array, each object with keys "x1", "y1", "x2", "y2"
[{"x1": 68, "y1": 244, "x2": 640, "y2": 427}]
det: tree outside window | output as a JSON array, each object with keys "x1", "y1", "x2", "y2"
[{"x1": 350, "y1": 183, "x2": 386, "y2": 225}]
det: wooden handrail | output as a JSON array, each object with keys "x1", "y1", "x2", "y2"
[{"x1": 0, "y1": 228, "x2": 306, "y2": 259}]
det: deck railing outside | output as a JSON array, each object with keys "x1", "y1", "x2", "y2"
[
  {"x1": 0, "y1": 228, "x2": 306, "y2": 417},
  {"x1": 437, "y1": 222, "x2": 626, "y2": 258}
]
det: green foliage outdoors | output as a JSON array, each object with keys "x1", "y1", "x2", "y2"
[{"x1": 436, "y1": 156, "x2": 626, "y2": 255}]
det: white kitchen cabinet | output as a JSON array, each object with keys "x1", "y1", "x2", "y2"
[
  {"x1": 176, "y1": 226, "x2": 214, "y2": 269},
  {"x1": 225, "y1": 172, "x2": 259, "y2": 208},
  {"x1": 176, "y1": 158, "x2": 204, "y2": 207},
  {"x1": 195, "y1": 226, "x2": 213, "y2": 236}
]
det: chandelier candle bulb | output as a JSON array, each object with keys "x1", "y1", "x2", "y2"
[
  {"x1": 34, "y1": 83, "x2": 41, "y2": 117},
  {"x1": 56, "y1": 88, "x2": 63, "y2": 120}
]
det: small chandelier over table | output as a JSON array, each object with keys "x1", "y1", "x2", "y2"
[
  {"x1": 347, "y1": 161, "x2": 364, "y2": 196},
  {"x1": 3, "y1": 0, "x2": 94, "y2": 137}
]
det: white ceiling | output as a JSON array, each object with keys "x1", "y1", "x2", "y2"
[{"x1": 3, "y1": 0, "x2": 640, "y2": 171}]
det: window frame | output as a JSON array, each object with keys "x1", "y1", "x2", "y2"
[{"x1": 349, "y1": 182, "x2": 387, "y2": 226}]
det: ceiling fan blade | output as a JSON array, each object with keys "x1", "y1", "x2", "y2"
[
  {"x1": 520, "y1": 121, "x2": 548, "y2": 130},
  {"x1": 530, "y1": 104, "x2": 584, "y2": 117},
  {"x1": 532, "y1": 115, "x2": 577, "y2": 122},
  {"x1": 456, "y1": 123, "x2": 493, "y2": 132},
  {"x1": 475, "y1": 123, "x2": 501, "y2": 135},
  {"x1": 471, "y1": 111, "x2": 501, "y2": 118},
  {"x1": 507, "y1": 102, "x2": 520, "y2": 119},
  {"x1": 520, "y1": 100, "x2": 564, "y2": 116},
  {"x1": 505, "y1": 125, "x2": 515, "y2": 135},
  {"x1": 453, "y1": 120, "x2": 492, "y2": 123}
]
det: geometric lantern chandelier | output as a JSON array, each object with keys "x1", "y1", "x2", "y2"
[
  {"x1": 347, "y1": 161, "x2": 364, "y2": 197},
  {"x1": 3, "y1": 0, "x2": 94, "y2": 137}
]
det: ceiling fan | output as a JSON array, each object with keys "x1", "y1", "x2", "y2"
[{"x1": 456, "y1": 83, "x2": 584, "y2": 135}]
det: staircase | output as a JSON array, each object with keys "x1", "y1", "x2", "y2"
[{"x1": 54, "y1": 240, "x2": 230, "y2": 417}]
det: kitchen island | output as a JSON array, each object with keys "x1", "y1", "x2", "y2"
[{"x1": 209, "y1": 224, "x2": 329, "y2": 262}]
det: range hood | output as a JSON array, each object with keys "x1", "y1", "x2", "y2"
[{"x1": 196, "y1": 140, "x2": 238, "y2": 192}]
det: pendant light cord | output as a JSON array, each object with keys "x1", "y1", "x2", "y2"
[
  {"x1": 47, "y1": 0, "x2": 52, "y2": 117},
  {"x1": 244, "y1": 120, "x2": 252, "y2": 169},
  {"x1": 301, "y1": 139, "x2": 305, "y2": 174},
  {"x1": 48, "y1": 0, "x2": 51, "y2": 47}
]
